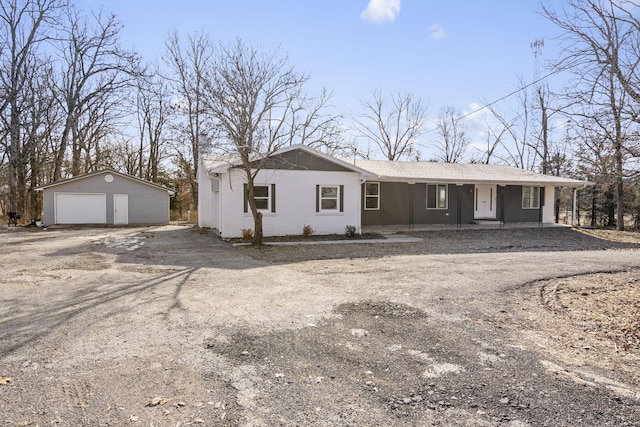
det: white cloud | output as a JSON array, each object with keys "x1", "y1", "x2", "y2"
[
  {"x1": 361, "y1": 0, "x2": 401, "y2": 24},
  {"x1": 430, "y1": 23, "x2": 446, "y2": 39}
]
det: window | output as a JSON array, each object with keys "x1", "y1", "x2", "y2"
[
  {"x1": 253, "y1": 185, "x2": 269, "y2": 210},
  {"x1": 427, "y1": 184, "x2": 448, "y2": 209},
  {"x1": 316, "y1": 185, "x2": 344, "y2": 213},
  {"x1": 364, "y1": 182, "x2": 380, "y2": 210},
  {"x1": 320, "y1": 186, "x2": 338, "y2": 210},
  {"x1": 244, "y1": 183, "x2": 276, "y2": 213},
  {"x1": 522, "y1": 186, "x2": 540, "y2": 209}
]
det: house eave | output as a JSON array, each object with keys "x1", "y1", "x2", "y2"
[{"x1": 365, "y1": 176, "x2": 594, "y2": 188}]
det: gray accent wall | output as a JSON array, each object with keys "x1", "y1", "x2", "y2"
[
  {"x1": 362, "y1": 183, "x2": 475, "y2": 226},
  {"x1": 41, "y1": 171, "x2": 171, "y2": 225},
  {"x1": 252, "y1": 148, "x2": 355, "y2": 172},
  {"x1": 500, "y1": 185, "x2": 543, "y2": 223},
  {"x1": 362, "y1": 182, "x2": 546, "y2": 226}
]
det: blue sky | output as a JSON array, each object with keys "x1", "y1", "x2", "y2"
[{"x1": 85, "y1": 0, "x2": 567, "y2": 159}]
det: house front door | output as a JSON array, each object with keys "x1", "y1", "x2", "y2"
[{"x1": 474, "y1": 184, "x2": 496, "y2": 219}]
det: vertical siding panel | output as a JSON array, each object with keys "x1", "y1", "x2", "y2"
[
  {"x1": 413, "y1": 183, "x2": 426, "y2": 224},
  {"x1": 504, "y1": 185, "x2": 539, "y2": 222},
  {"x1": 371, "y1": 182, "x2": 410, "y2": 225},
  {"x1": 460, "y1": 184, "x2": 475, "y2": 224}
]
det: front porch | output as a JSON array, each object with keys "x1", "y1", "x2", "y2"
[{"x1": 362, "y1": 221, "x2": 571, "y2": 234}]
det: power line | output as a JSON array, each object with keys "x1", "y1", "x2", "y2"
[{"x1": 455, "y1": 66, "x2": 566, "y2": 123}]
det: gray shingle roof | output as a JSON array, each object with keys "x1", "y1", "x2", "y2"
[
  {"x1": 200, "y1": 145, "x2": 590, "y2": 188},
  {"x1": 354, "y1": 160, "x2": 591, "y2": 187}
]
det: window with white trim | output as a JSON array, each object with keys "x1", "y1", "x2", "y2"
[
  {"x1": 316, "y1": 185, "x2": 343, "y2": 213},
  {"x1": 522, "y1": 186, "x2": 540, "y2": 209},
  {"x1": 253, "y1": 185, "x2": 269, "y2": 210},
  {"x1": 426, "y1": 184, "x2": 448, "y2": 209},
  {"x1": 244, "y1": 184, "x2": 275, "y2": 213},
  {"x1": 320, "y1": 186, "x2": 338, "y2": 210},
  {"x1": 364, "y1": 182, "x2": 380, "y2": 210}
]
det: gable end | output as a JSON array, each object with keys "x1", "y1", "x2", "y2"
[{"x1": 252, "y1": 148, "x2": 354, "y2": 172}]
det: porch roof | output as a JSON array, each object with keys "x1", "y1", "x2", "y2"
[{"x1": 355, "y1": 160, "x2": 592, "y2": 188}]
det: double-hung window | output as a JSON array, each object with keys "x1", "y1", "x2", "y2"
[
  {"x1": 244, "y1": 183, "x2": 276, "y2": 213},
  {"x1": 364, "y1": 182, "x2": 380, "y2": 210},
  {"x1": 253, "y1": 185, "x2": 270, "y2": 210},
  {"x1": 522, "y1": 186, "x2": 540, "y2": 209},
  {"x1": 316, "y1": 185, "x2": 344, "y2": 213},
  {"x1": 426, "y1": 184, "x2": 448, "y2": 209}
]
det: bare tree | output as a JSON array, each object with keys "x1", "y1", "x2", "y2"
[
  {"x1": 22, "y1": 59, "x2": 60, "y2": 219},
  {"x1": 486, "y1": 86, "x2": 539, "y2": 171},
  {"x1": 282, "y1": 87, "x2": 345, "y2": 156},
  {"x1": 474, "y1": 111, "x2": 508, "y2": 164},
  {"x1": 0, "y1": 0, "x2": 64, "y2": 216},
  {"x1": 355, "y1": 89, "x2": 426, "y2": 160},
  {"x1": 135, "y1": 69, "x2": 172, "y2": 181},
  {"x1": 542, "y1": 0, "x2": 639, "y2": 230},
  {"x1": 433, "y1": 105, "x2": 469, "y2": 163},
  {"x1": 164, "y1": 31, "x2": 216, "y2": 209},
  {"x1": 201, "y1": 39, "x2": 339, "y2": 245},
  {"x1": 52, "y1": 6, "x2": 140, "y2": 180}
]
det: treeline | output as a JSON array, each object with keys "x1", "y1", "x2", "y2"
[{"x1": 1, "y1": 0, "x2": 639, "y2": 229}]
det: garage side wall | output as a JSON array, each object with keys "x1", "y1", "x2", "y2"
[{"x1": 41, "y1": 173, "x2": 170, "y2": 225}]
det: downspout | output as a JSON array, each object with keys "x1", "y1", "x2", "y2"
[{"x1": 359, "y1": 177, "x2": 366, "y2": 235}]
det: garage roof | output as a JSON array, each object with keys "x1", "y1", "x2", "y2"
[{"x1": 34, "y1": 169, "x2": 176, "y2": 195}]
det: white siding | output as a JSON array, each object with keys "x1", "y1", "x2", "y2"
[
  {"x1": 197, "y1": 159, "x2": 215, "y2": 228},
  {"x1": 218, "y1": 168, "x2": 362, "y2": 238}
]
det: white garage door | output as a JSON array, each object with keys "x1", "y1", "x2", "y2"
[{"x1": 55, "y1": 193, "x2": 107, "y2": 224}]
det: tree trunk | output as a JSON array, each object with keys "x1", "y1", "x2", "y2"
[
  {"x1": 615, "y1": 144, "x2": 625, "y2": 231},
  {"x1": 252, "y1": 210, "x2": 264, "y2": 246},
  {"x1": 71, "y1": 125, "x2": 82, "y2": 176},
  {"x1": 245, "y1": 179, "x2": 264, "y2": 246},
  {"x1": 8, "y1": 99, "x2": 21, "y2": 214},
  {"x1": 541, "y1": 101, "x2": 548, "y2": 174},
  {"x1": 29, "y1": 140, "x2": 41, "y2": 221},
  {"x1": 17, "y1": 145, "x2": 27, "y2": 217},
  {"x1": 54, "y1": 112, "x2": 74, "y2": 180}
]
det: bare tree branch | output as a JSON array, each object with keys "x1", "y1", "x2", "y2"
[
  {"x1": 354, "y1": 89, "x2": 426, "y2": 160},
  {"x1": 201, "y1": 39, "x2": 343, "y2": 245},
  {"x1": 433, "y1": 105, "x2": 469, "y2": 163}
]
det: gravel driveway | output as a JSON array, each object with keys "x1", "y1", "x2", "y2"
[{"x1": 0, "y1": 225, "x2": 639, "y2": 426}]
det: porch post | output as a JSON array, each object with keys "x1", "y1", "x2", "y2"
[
  {"x1": 456, "y1": 184, "x2": 462, "y2": 229},
  {"x1": 572, "y1": 187, "x2": 577, "y2": 227},
  {"x1": 499, "y1": 186, "x2": 505, "y2": 228}
]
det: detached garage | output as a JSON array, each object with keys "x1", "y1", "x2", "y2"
[{"x1": 35, "y1": 169, "x2": 175, "y2": 225}]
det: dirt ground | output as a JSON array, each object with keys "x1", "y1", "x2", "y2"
[{"x1": 1, "y1": 225, "x2": 639, "y2": 426}]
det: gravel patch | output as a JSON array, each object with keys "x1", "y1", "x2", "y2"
[{"x1": 0, "y1": 225, "x2": 639, "y2": 426}]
